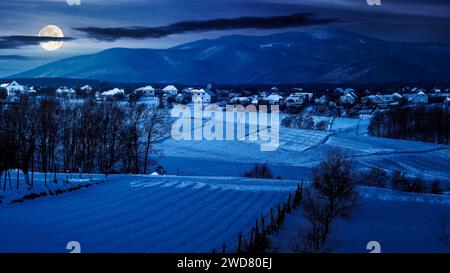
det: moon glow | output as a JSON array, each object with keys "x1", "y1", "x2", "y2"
[{"x1": 38, "y1": 25, "x2": 64, "y2": 51}]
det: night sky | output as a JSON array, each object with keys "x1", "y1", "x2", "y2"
[{"x1": 0, "y1": 0, "x2": 449, "y2": 77}]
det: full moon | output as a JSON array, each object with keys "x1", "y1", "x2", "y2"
[{"x1": 38, "y1": 25, "x2": 64, "y2": 51}]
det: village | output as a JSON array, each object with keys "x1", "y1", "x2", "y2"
[{"x1": 2, "y1": 80, "x2": 450, "y2": 118}]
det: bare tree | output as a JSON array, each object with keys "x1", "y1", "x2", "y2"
[
  {"x1": 12, "y1": 96, "x2": 39, "y2": 188},
  {"x1": 37, "y1": 98, "x2": 59, "y2": 187},
  {"x1": 142, "y1": 106, "x2": 169, "y2": 174},
  {"x1": 301, "y1": 149, "x2": 358, "y2": 252}
]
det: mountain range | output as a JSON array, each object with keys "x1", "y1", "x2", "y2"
[{"x1": 11, "y1": 30, "x2": 450, "y2": 84}]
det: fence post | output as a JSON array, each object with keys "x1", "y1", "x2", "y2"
[{"x1": 237, "y1": 232, "x2": 242, "y2": 253}]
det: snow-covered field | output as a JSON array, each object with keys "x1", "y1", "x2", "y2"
[
  {"x1": 0, "y1": 175, "x2": 298, "y2": 253},
  {"x1": 0, "y1": 171, "x2": 105, "y2": 205},
  {"x1": 1, "y1": 174, "x2": 448, "y2": 253},
  {"x1": 156, "y1": 120, "x2": 450, "y2": 182},
  {"x1": 1, "y1": 115, "x2": 449, "y2": 253},
  {"x1": 330, "y1": 117, "x2": 370, "y2": 135},
  {"x1": 272, "y1": 186, "x2": 450, "y2": 253}
]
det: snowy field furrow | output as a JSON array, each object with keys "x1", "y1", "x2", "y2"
[{"x1": 0, "y1": 175, "x2": 298, "y2": 253}]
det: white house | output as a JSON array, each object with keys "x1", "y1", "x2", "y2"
[
  {"x1": 404, "y1": 90, "x2": 428, "y2": 104},
  {"x1": 315, "y1": 95, "x2": 329, "y2": 105},
  {"x1": 285, "y1": 93, "x2": 305, "y2": 106},
  {"x1": 270, "y1": 87, "x2": 279, "y2": 93},
  {"x1": 336, "y1": 87, "x2": 355, "y2": 94},
  {"x1": 192, "y1": 89, "x2": 212, "y2": 104},
  {"x1": 0, "y1": 81, "x2": 25, "y2": 97},
  {"x1": 338, "y1": 88, "x2": 358, "y2": 105},
  {"x1": 265, "y1": 93, "x2": 283, "y2": 105},
  {"x1": 100, "y1": 88, "x2": 125, "y2": 100},
  {"x1": 251, "y1": 96, "x2": 260, "y2": 105},
  {"x1": 444, "y1": 97, "x2": 450, "y2": 107},
  {"x1": 163, "y1": 85, "x2": 178, "y2": 96},
  {"x1": 80, "y1": 85, "x2": 93, "y2": 94},
  {"x1": 339, "y1": 92, "x2": 357, "y2": 105},
  {"x1": 134, "y1": 85, "x2": 155, "y2": 97},
  {"x1": 56, "y1": 87, "x2": 77, "y2": 98},
  {"x1": 176, "y1": 93, "x2": 191, "y2": 104},
  {"x1": 230, "y1": 96, "x2": 250, "y2": 105},
  {"x1": 362, "y1": 93, "x2": 403, "y2": 107}
]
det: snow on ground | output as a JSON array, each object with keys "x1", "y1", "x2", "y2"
[
  {"x1": 330, "y1": 117, "x2": 370, "y2": 135},
  {"x1": 0, "y1": 171, "x2": 105, "y2": 205},
  {"x1": 156, "y1": 118, "x2": 450, "y2": 182},
  {"x1": 271, "y1": 186, "x2": 450, "y2": 253},
  {"x1": 0, "y1": 175, "x2": 299, "y2": 253}
]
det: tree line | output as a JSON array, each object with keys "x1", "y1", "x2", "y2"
[
  {"x1": 0, "y1": 96, "x2": 169, "y2": 190},
  {"x1": 369, "y1": 105, "x2": 450, "y2": 145}
]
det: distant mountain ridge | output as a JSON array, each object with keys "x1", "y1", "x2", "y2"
[{"x1": 11, "y1": 30, "x2": 450, "y2": 84}]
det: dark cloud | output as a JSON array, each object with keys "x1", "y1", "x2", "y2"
[
  {"x1": 0, "y1": 35, "x2": 75, "y2": 49},
  {"x1": 0, "y1": 55, "x2": 32, "y2": 60},
  {"x1": 75, "y1": 13, "x2": 337, "y2": 41}
]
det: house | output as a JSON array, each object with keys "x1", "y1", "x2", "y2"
[
  {"x1": 444, "y1": 97, "x2": 450, "y2": 107},
  {"x1": 433, "y1": 88, "x2": 441, "y2": 93},
  {"x1": 284, "y1": 93, "x2": 304, "y2": 107},
  {"x1": 192, "y1": 89, "x2": 212, "y2": 104},
  {"x1": 100, "y1": 88, "x2": 125, "y2": 100},
  {"x1": 259, "y1": 91, "x2": 268, "y2": 98},
  {"x1": 250, "y1": 96, "x2": 260, "y2": 105},
  {"x1": 285, "y1": 92, "x2": 314, "y2": 106},
  {"x1": 339, "y1": 92, "x2": 358, "y2": 104},
  {"x1": 265, "y1": 93, "x2": 283, "y2": 105},
  {"x1": 336, "y1": 88, "x2": 355, "y2": 94},
  {"x1": 315, "y1": 95, "x2": 329, "y2": 105},
  {"x1": 134, "y1": 85, "x2": 155, "y2": 97},
  {"x1": 228, "y1": 92, "x2": 242, "y2": 99},
  {"x1": 362, "y1": 93, "x2": 403, "y2": 107},
  {"x1": 27, "y1": 87, "x2": 37, "y2": 94},
  {"x1": 230, "y1": 96, "x2": 250, "y2": 105},
  {"x1": 80, "y1": 85, "x2": 93, "y2": 94},
  {"x1": 0, "y1": 81, "x2": 25, "y2": 97},
  {"x1": 163, "y1": 85, "x2": 178, "y2": 96},
  {"x1": 175, "y1": 93, "x2": 191, "y2": 104},
  {"x1": 404, "y1": 90, "x2": 428, "y2": 104},
  {"x1": 56, "y1": 87, "x2": 77, "y2": 98}
]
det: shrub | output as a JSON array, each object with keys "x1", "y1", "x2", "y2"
[
  {"x1": 431, "y1": 179, "x2": 443, "y2": 195},
  {"x1": 243, "y1": 163, "x2": 274, "y2": 179},
  {"x1": 361, "y1": 167, "x2": 389, "y2": 188},
  {"x1": 391, "y1": 169, "x2": 408, "y2": 190},
  {"x1": 405, "y1": 177, "x2": 426, "y2": 193}
]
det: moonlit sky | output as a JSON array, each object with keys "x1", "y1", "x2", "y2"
[{"x1": 0, "y1": 0, "x2": 449, "y2": 77}]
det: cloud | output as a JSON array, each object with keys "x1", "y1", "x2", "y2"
[
  {"x1": 0, "y1": 55, "x2": 32, "y2": 61},
  {"x1": 0, "y1": 35, "x2": 75, "y2": 49},
  {"x1": 75, "y1": 13, "x2": 337, "y2": 41}
]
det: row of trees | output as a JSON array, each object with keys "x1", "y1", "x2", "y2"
[
  {"x1": 369, "y1": 106, "x2": 450, "y2": 145},
  {"x1": 358, "y1": 166, "x2": 444, "y2": 194},
  {"x1": 0, "y1": 96, "x2": 169, "y2": 190}
]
